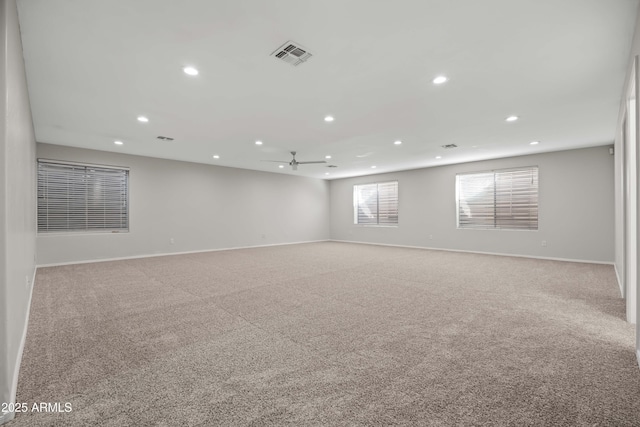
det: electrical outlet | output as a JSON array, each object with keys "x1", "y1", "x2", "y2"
[
  {"x1": 541, "y1": 240, "x2": 547, "y2": 247},
  {"x1": 170, "y1": 238, "x2": 175, "y2": 245},
  {"x1": 429, "y1": 234, "x2": 433, "y2": 240}
]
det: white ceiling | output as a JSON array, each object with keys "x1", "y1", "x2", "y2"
[{"x1": 16, "y1": 0, "x2": 639, "y2": 179}]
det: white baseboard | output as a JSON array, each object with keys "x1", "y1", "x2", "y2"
[
  {"x1": 0, "y1": 411, "x2": 14, "y2": 425},
  {"x1": 614, "y1": 264, "x2": 624, "y2": 298},
  {"x1": 2, "y1": 267, "x2": 36, "y2": 426},
  {"x1": 37, "y1": 239, "x2": 330, "y2": 267},
  {"x1": 330, "y1": 239, "x2": 615, "y2": 266}
]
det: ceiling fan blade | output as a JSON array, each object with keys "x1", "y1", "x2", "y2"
[{"x1": 264, "y1": 152, "x2": 324, "y2": 169}]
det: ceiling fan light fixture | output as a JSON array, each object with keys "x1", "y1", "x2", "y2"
[{"x1": 263, "y1": 151, "x2": 327, "y2": 171}]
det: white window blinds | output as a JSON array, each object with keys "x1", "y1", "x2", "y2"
[
  {"x1": 37, "y1": 160, "x2": 129, "y2": 232},
  {"x1": 457, "y1": 167, "x2": 538, "y2": 230},
  {"x1": 354, "y1": 181, "x2": 398, "y2": 225}
]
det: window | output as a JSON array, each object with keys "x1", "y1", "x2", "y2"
[
  {"x1": 37, "y1": 160, "x2": 129, "y2": 232},
  {"x1": 354, "y1": 181, "x2": 398, "y2": 225},
  {"x1": 456, "y1": 166, "x2": 538, "y2": 230}
]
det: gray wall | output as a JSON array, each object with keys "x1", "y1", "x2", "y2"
[
  {"x1": 36, "y1": 144, "x2": 330, "y2": 265},
  {"x1": 331, "y1": 146, "x2": 614, "y2": 263},
  {"x1": 0, "y1": 0, "x2": 37, "y2": 424}
]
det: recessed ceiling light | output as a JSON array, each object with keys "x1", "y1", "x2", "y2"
[
  {"x1": 183, "y1": 66, "x2": 199, "y2": 76},
  {"x1": 505, "y1": 115, "x2": 519, "y2": 122},
  {"x1": 255, "y1": 140, "x2": 263, "y2": 145},
  {"x1": 325, "y1": 155, "x2": 332, "y2": 159},
  {"x1": 212, "y1": 155, "x2": 220, "y2": 159},
  {"x1": 324, "y1": 116, "x2": 334, "y2": 122},
  {"x1": 394, "y1": 140, "x2": 402, "y2": 145},
  {"x1": 435, "y1": 156, "x2": 442, "y2": 159},
  {"x1": 530, "y1": 141, "x2": 540, "y2": 145},
  {"x1": 371, "y1": 165, "x2": 377, "y2": 169},
  {"x1": 137, "y1": 116, "x2": 149, "y2": 123},
  {"x1": 114, "y1": 140, "x2": 123, "y2": 145},
  {"x1": 432, "y1": 76, "x2": 448, "y2": 85},
  {"x1": 278, "y1": 165, "x2": 284, "y2": 169}
]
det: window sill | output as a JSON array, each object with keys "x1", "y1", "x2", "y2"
[
  {"x1": 38, "y1": 230, "x2": 129, "y2": 236},
  {"x1": 456, "y1": 227, "x2": 537, "y2": 232},
  {"x1": 354, "y1": 224, "x2": 399, "y2": 228}
]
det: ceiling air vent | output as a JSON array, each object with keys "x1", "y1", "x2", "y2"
[
  {"x1": 157, "y1": 136, "x2": 174, "y2": 141},
  {"x1": 271, "y1": 41, "x2": 312, "y2": 66},
  {"x1": 441, "y1": 144, "x2": 457, "y2": 149}
]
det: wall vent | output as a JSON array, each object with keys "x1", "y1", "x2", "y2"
[
  {"x1": 441, "y1": 144, "x2": 457, "y2": 149},
  {"x1": 271, "y1": 41, "x2": 312, "y2": 66},
  {"x1": 157, "y1": 136, "x2": 174, "y2": 141}
]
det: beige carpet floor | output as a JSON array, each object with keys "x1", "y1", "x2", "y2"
[{"x1": 9, "y1": 241, "x2": 640, "y2": 426}]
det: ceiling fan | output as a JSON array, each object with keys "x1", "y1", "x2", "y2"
[{"x1": 263, "y1": 151, "x2": 326, "y2": 171}]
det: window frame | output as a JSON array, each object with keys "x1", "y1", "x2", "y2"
[
  {"x1": 353, "y1": 180, "x2": 399, "y2": 226},
  {"x1": 37, "y1": 159, "x2": 130, "y2": 234},
  {"x1": 456, "y1": 166, "x2": 538, "y2": 231}
]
